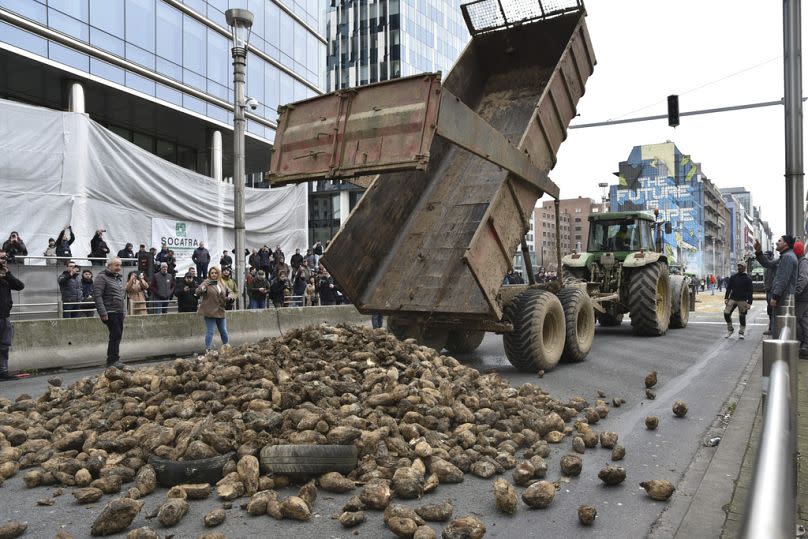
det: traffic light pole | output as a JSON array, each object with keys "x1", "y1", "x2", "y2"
[{"x1": 784, "y1": 0, "x2": 805, "y2": 238}]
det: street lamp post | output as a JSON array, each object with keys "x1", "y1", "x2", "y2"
[
  {"x1": 226, "y1": 8, "x2": 253, "y2": 309},
  {"x1": 598, "y1": 182, "x2": 608, "y2": 212}
]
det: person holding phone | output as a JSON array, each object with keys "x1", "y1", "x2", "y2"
[
  {"x1": 2, "y1": 232, "x2": 28, "y2": 264},
  {"x1": 195, "y1": 266, "x2": 230, "y2": 350},
  {"x1": 125, "y1": 271, "x2": 149, "y2": 315}
]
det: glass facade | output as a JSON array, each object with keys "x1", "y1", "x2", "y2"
[
  {"x1": 0, "y1": 0, "x2": 326, "y2": 149},
  {"x1": 325, "y1": 0, "x2": 468, "y2": 91}
]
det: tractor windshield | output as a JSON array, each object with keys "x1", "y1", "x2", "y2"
[{"x1": 588, "y1": 219, "x2": 644, "y2": 252}]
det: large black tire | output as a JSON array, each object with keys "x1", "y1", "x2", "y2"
[
  {"x1": 148, "y1": 452, "x2": 234, "y2": 488},
  {"x1": 502, "y1": 288, "x2": 566, "y2": 372},
  {"x1": 558, "y1": 287, "x2": 595, "y2": 363},
  {"x1": 628, "y1": 262, "x2": 671, "y2": 336},
  {"x1": 596, "y1": 312, "x2": 624, "y2": 327},
  {"x1": 669, "y1": 275, "x2": 690, "y2": 329},
  {"x1": 387, "y1": 317, "x2": 448, "y2": 352},
  {"x1": 260, "y1": 445, "x2": 358, "y2": 475},
  {"x1": 445, "y1": 329, "x2": 485, "y2": 354}
]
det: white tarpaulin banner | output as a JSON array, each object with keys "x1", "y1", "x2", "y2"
[
  {"x1": 151, "y1": 218, "x2": 209, "y2": 274},
  {"x1": 0, "y1": 98, "x2": 308, "y2": 275}
]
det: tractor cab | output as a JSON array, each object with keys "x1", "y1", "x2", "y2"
[{"x1": 586, "y1": 212, "x2": 657, "y2": 257}]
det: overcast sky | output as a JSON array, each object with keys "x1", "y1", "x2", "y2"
[{"x1": 547, "y1": 0, "x2": 802, "y2": 238}]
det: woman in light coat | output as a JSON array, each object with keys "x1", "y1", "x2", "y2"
[
  {"x1": 125, "y1": 271, "x2": 149, "y2": 315},
  {"x1": 196, "y1": 266, "x2": 230, "y2": 350}
]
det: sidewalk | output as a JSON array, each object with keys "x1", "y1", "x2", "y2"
[{"x1": 720, "y1": 320, "x2": 808, "y2": 537}]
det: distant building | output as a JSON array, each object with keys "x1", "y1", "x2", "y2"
[
  {"x1": 533, "y1": 197, "x2": 598, "y2": 271},
  {"x1": 721, "y1": 193, "x2": 746, "y2": 269}
]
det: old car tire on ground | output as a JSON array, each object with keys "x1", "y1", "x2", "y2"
[
  {"x1": 502, "y1": 288, "x2": 566, "y2": 372},
  {"x1": 558, "y1": 287, "x2": 595, "y2": 362},
  {"x1": 445, "y1": 329, "x2": 485, "y2": 355},
  {"x1": 148, "y1": 452, "x2": 234, "y2": 488},
  {"x1": 260, "y1": 445, "x2": 358, "y2": 475},
  {"x1": 628, "y1": 262, "x2": 671, "y2": 336},
  {"x1": 669, "y1": 275, "x2": 690, "y2": 328}
]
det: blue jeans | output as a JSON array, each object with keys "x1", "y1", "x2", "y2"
[
  {"x1": 249, "y1": 298, "x2": 266, "y2": 309},
  {"x1": 153, "y1": 299, "x2": 169, "y2": 314},
  {"x1": 372, "y1": 314, "x2": 384, "y2": 329},
  {"x1": 63, "y1": 303, "x2": 80, "y2": 318},
  {"x1": 204, "y1": 317, "x2": 228, "y2": 349}
]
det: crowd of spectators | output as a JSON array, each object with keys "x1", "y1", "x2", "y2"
[{"x1": 3, "y1": 228, "x2": 342, "y2": 317}]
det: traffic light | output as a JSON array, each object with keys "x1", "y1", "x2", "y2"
[{"x1": 667, "y1": 95, "x2": 679, "y2": 127}]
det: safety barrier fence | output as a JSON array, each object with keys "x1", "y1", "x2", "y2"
[{"x1": 741, "y1": 295, "x2": 799, "y2": 538}]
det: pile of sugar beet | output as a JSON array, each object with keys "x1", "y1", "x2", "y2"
[{"x1": 0, "y1": 325, "x2": 676, "y2": 538}]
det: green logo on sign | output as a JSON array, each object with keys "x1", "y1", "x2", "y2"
[{"x1": 176, "y1": 222, "x2": 187, "y2": 237}]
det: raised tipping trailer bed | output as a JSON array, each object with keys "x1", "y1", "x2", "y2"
[{"x1": 268, "y1": 0, "x2": 595, "y2": 369}]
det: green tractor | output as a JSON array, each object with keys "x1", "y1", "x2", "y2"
[{"x1": 561, "y1": 211, "x2": 690, "y2": 335}]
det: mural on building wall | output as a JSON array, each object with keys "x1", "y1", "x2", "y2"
[{"x1": 611, "y1": 143, "x2": 705, "y2": 274}]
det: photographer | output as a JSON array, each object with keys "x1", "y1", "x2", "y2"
[
  {"x1": 57, "y1": 261, "x2": 83, "y2": 318},
  {"x1": 55, "y1": 225, "x2": 75, "y2": 258},
  {"x1": 248, "y1": 270, "x2": 270, "y2": 309},
  {"x1": 2, "y1": 232, "x2": 28, "y2": 264},
  {"x1": 0, "y1": 249, "x2": 24, "y2": 381},
  {"x1": 270, "y1": 269, "x2": 291, "y2": 308},
  {"x1": 317, "y1": 270, "x2": 337, "y2": 306},
  {"x1": 90, "y1": 229, "x2": 110, "y2": 266},
  {"x1": 195, "y1": 267, "x2": 230, "y2": 351},
  {"x1": 292, "y1": 262, "x2": 309, "y2": 306}
]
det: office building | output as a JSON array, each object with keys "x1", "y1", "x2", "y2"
[
  {"x1": 0, "y1": 0, "x2": 325, "y2": 183},
  {"x1": 534, "y1": 197, "x2": 598, "y2": 271}
]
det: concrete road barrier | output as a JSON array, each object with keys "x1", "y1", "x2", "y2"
[{"x1": 10, "y1": 306, "x2": 371, "y2": 372}]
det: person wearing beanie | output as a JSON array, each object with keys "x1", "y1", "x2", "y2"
[
  {"x1": 175, "y1": 272, "x2": 198, "y2": 313},
  {"x1": 795, "y1": 241, "x2": 808, "y2": 357},
  {"x1": 755, "y1": 240, "x2": 780, "y2": 335},
  {"x1": 724, "y1": 261, "x2": 753, "y2": 339}
]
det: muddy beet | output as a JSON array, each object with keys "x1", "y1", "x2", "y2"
[
  {"x1": 645, "y1": 416, "x2": 659, "y2": 430},
  {"x1": 560, "y1": 454, "x2": 582, "y2": 477},
  {"x1": 598, "y1": 465, "x2": 626, "y2": 486},
  {"x1": 578, "y1": 504, "x2": 597, "y2": 526},
  {"x1": 90, "y1": 497, "x2": 144, "y2": 536},
  {"x1": 442, "y1": 515, "x2": 486, "y2": 539},
  {"x1": 522, "y1": 481, "x2": 556, "y2": 509},
  {"x1": 493, "y1": 478, "x2": 517, "y2": 515},
  {"x1": 672, "y1": 401, "x2": 688, "y2": 417},
  {"x1": 640, "y1": 479, "x2": 676, "y2": 501}
]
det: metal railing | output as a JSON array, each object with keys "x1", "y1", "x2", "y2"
[{"x1": 741, "y1": 295, "x2": 800, "y2": 538}]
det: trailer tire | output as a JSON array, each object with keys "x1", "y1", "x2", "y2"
[
  {"x1": 445, "y1": 329, "x2": 485, "y2": 354},
  {"x1": 596, "y1": 312, "x2": 624, "y2": 327},
  {"x1": 558, "y1": 287, "x2": 595, "y2": 362},
  {"x1": 628, "y1": 262, "x2": 671, "y2": 336},
  {"x1": 259, "y1": 444, "x2": 358, "y2": 475},
  {"x1": 502, "y1": 288, "x2": 566, "y2": 372},
  {"x1": 669, "y1": 275, "x2": 690, "y2": 329}
]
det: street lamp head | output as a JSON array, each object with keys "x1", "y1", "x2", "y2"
[
  {"x1": 225, "y1": 8, "x2": 254, "y2": 50},
  {"x1": 598, "y1": 182, "x2": 608, "y2": 188}
]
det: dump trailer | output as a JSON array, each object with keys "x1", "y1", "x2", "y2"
[{"x1": 268, "y1": 0, "x2": 596, "y2": 372}]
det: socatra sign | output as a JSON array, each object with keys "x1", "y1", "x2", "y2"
[{"x1": 151, "y1": 218, "x2": 208, "y2": 273}]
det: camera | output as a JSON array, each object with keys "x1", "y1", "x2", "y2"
[{"x1": 245, "y1": 97, "x2": 258, "y2": 111}]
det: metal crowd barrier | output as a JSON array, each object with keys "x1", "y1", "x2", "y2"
[{"x1": 741, "y1": 295, "x2": 799, "y2": 539}]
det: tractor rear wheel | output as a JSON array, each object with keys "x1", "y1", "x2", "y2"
[
  {"x1": 445, "y1": 329, "x2": 485, "y2": 355},
  {"x1": 558, "y1": 287, "x2": 595, "y2": 363},
  {"x1": 502, "y1": 288, "x2": 566, "y2": 372},
  {"x1": 596, "y1": 312, "x2": 624, "y2": 327},
  {"x1": 669, "y1": 275, "x2": 690, "y2": 328},
  {"x1": 628, "y1": 262, "x2": 671, "y2": 336}
]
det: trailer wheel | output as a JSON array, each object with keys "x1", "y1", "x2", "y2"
[
  {"x1": 502, "y1": 288, "x2": 566, "y2": 372},
  {"x1": 259, "y1": 444, "x2": 358, "y2": 475},
  {"x1": 596, "y1": 312, "x2": 624, "y2": 327},
  {"x1": 669, "y1": 275, "x2": 690, "y2": 329},
  {"x1": 386, "y1": 316, "x2": 448, "y2": 352},
  {"x1": 445, "y1": 329, "x2": 485, "y2": 354},
  {"x1": 628, "y1": 262, "x2": 671, "y2": 336},
  {"x1": 558, "y1": 287, "x2": 595, "y2": 362}
]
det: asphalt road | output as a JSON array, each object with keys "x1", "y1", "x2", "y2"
[{"x1": 0, "y1": 295, "x2": 765, "y2": 538}]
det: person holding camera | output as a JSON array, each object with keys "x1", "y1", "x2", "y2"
[
  {"x1": 292, "y1": 262, "x2": 309, "y2": 306},
  {"x1": 125, "y1": 271, "x2": 149, "y2": 315},
  {"x1": 174, "y1": 273, "x2": 199, "y2": 313},
  {"x1": 57, "y1": 260, "x2": 83, "y2": 318},
  {"x1": 93, "y1": 257, "x2": 126, "y2": 369},
  {"x1": 0, "y1": 249, "x2": 24, "y2": 381},
  {"x1": 55, "y1": 225, "x2": 75, "y2": 258},
  {"x1": 2, "y1": 232, "x2": 28, "y2": 264},
  {"x1": 90, "y1": 229, "x2": 110, "y2": 266},
  {"x1": 195, "y1": 267, "x2": 230, "y2": 351},
  {"x1": 248, "y1": 270, "x2": 270, "y2": 309},
  {"x1": 117, "y1": 243, "x2": 136, "y2": 267}
]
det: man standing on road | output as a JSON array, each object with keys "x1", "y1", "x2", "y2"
[
  {"x1": 57, "y1": 260, "x2": 82, "y2": 318},
  {"x1": 94, "y1": 257, "x2": 126, "y2": 369},
  {"x1": 193, "y1": 242, "x2": 211, "y2": 280},
  {"x1": 768, "y1": 235, "x2": 798, "y2": 313},
  {"x1": 724, "y1": 262, "x2": 753, "y2": 339},
  {"x1": 0, "y1": 249, "x2": 24, "y2": 381},
  {"x1": 755, "y1": 241, "x2": 780, "y2": 335}
]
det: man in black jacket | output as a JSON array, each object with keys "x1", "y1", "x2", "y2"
[
  {"x1": 117, "y1": 243, "x2": 136, "y2": 266},
  {"x1": 0, "y1": 249, "x2": 25, "y2": 380},
  {"x1": 174, "y1": 273, "x2": 198, "y2": 313},
  {"x1": 94, "y1": 257, "x2": 126, "y2": 369},
  {"x1": 724, "y1": 261, "x2": 754, "y2": 340}
]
